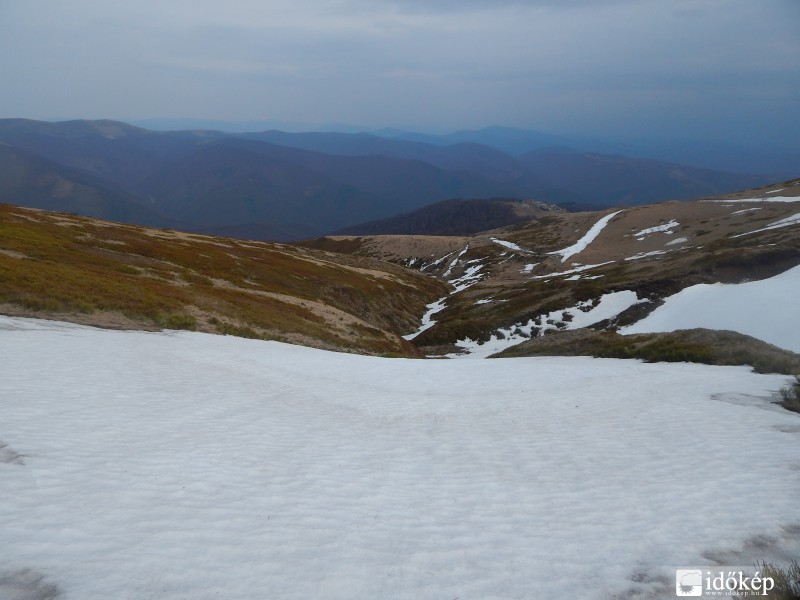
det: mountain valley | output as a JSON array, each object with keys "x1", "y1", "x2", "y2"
[{"x1": 2, "y1": 176, "x2": 799, "y2": 371}]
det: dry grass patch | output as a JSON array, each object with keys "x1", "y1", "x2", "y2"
[{"x1": 0, "y1": 204, "x2": 447, "y2": 355}]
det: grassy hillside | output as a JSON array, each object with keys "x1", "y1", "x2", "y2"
[
  {"x1": 304, "y1": 178, "x2": 800, "y2": 363},
  {"x1": 0, "y1": 204, "x2": 447, "y2": 356}
]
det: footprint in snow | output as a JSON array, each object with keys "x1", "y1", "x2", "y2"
[
  {"x1": 0, "y1": 442, "x2": 25, "y2": 465},
  {"x1": 0, "y1": 569, "x2": 61, "y2": 600}
]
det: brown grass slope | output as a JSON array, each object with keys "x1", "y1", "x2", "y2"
[
  {"x1": 302, "y1": 178, "x2": 800, "y2": 361},
  {"x1": 0, "y1": 204, "x2": 448, "y2": 356}
]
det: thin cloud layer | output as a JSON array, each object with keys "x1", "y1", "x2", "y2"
[{"x1": 0, "y1": 0, "x2": 797, "y2": 143}]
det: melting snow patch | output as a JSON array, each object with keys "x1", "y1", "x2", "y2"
[
  {"x1": 491, "y1": 238, "x2": 525, "y2": 252},
  {"x1": 732, "y1": 213, "x2": 800, "y2": 238},
  {"x1": 665, "y1": 236, "x2": 689, "y2": 246},
  {"x1": 731, "y1": 207, "x2": 764, "y2": 215},
  {"x1": 442, "y1": 246, "x2": 469, "y2": 277},
  {"x1": 452, "y1": 290, "x2": 645, "y2": 358},
  {"x1": 450, "y1": 262, "x2": 486, "y2": 292},
  {"x1": 475, "y1": 298, "x2": 494, "y2": 305},
  {"x1": 621, "y1": 264, "x2": 800, "y2": 352},
  {"x1": 423, "y1": 248, "x2": 459, "y2": 271},
  {"x1": 520, "y1": 263, "x2": 538, "y2": 274},
  {"x1": 634, "y1": 219, "x2": 679, "y2": 240},
  {"x1": 548, "y1": 210, "x2": 623, "y2": 263},
  {"x1": 564, "y1": 274, "x2": 603, "y2": 281},
  {"x1": 625, "y1": 250, "x2": 668, "y2": 261},
  {"x1": 530, "y1": 261, "x2": 615, "y2": 279},
  {"x1": 707, "y1": 196, "x2": 800, "y2": 203},
  {"x1": 403, "y1": 297, "x2": 448, "y2": 340}
]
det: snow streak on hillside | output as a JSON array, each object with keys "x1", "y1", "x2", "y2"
[
  {"x1": 732, "y1": 212, "x2": 800, "y2": 238},
  {"x1": 2, "y1": 316, "x2": 798, "y2": 600},
  {"x1": 709, "y1": 196, "x2": 800, "y2": 203},
  {"x1": 548, "y1": 210, "x2": 622, "y2": 263},
  {"x1": 404, "y1": 246, "x2": 489, "y2": 339},
  {"x1": 452, "y1": 291, "x2": 645, "y2": 358},
  {"x1": 622, "y1": 264, "x2": 800, "y2": 353}
]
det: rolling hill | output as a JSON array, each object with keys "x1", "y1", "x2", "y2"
[
  {"x1": 1, "y1": 172, "x2": 797, "y2": 369},
  {"x1": 335, "y1": 198, "x2": 564, "y2": 236},
  {"x1": 0, "y1": 143, "x2": 171, "y2": 227},
  {"x1": 0, "y1": 203, "x2": 447, "y2": 356},
  {"x1": 0, "y1": 119, "x2": 775, "y2": 240},
  {"x1": 302, "y1": 178, "x2": 800, "y2": 366},
  {"x1": 517, "y1": 148, "x2": 765, "y2": 206}
]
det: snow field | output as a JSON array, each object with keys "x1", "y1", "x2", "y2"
[
  {"x1": 621, "y1": 264, "x2": 800, "y2": 353},
  {"x1": 1, "y1": 316, "x2": 799, "y2": 599}
]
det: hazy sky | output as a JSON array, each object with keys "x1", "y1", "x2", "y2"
[{"x1": 1, "y1": 0, "x2": 798, "y2": 143}]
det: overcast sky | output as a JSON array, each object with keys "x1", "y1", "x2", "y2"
[{"x1": 1, "y1": 0, "x2": 798, "y2": 144}]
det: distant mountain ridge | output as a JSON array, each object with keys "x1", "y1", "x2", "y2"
[
  {"x1": 0, "y1": 143, "x2": 172, "y2": 227},
  {"x1": 0, "y1": 118, "x2": 774, "y2": 241},
  {"x1": 335, "y1": 198, "x2": 564, "y2": 236}
]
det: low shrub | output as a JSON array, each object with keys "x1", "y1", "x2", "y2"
[
  {"x1": 157, "y1": 312, "x2": 197, "y2": 331},
  {"x1": 778, "y1": 376, "x2": 800, "y2": 414},
  {"x1": 752, "y1": 560, "x2": 800, "y2": 599}
]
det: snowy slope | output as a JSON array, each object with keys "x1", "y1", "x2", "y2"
[
  {"x1": 1, "y1": 316, "x2": 799, "y2": 600},
  {"x1": 621, "y1": 265, "x2": 800, "y2": 353}
]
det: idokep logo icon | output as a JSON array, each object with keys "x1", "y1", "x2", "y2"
[
  {"x1": 674, "y1": 567, "x2": 776, "y2": 597},
  {"x1": 676, "y1": 569, "x2": 703, "y2": 596}
]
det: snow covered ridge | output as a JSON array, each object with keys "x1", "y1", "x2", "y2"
[{"x1": 2, "y1": 315, "x2": 798, "y2": 600}]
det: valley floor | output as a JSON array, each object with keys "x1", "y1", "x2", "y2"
[{"x1": 1, "y1": 316, "x2": 799, "y2": 599}]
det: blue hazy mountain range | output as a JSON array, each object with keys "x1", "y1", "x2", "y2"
[{"x1": 0, "y1": 118, "x2": 787, "y2": 241}]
